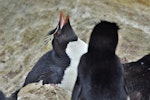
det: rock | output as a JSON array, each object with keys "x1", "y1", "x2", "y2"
[{"x1": 18, "y1": 83, "x2": 71, "y2": 100}]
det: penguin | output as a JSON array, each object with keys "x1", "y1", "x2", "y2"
[
  {"x1": 71, "y1": 21, "x2": 127, "y2": 100},
  {"x1": 123, "y1": 54, "x2": 150, "y2": 100},
  {"x1": 45, "y1": 14, "x2": 88, "y2": 91},
  {"x1": 9, "y1": 12, "x2": 79, "y2": 100},
  {"x1": 0, "y1": 91, "x2": 6, "y2": 100}
]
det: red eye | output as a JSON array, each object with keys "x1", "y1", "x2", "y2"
[{"x1": 56, "y1": 32, "x2": 60, "y2": 36}]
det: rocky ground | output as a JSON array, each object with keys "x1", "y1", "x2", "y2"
[{"x1": 0, "y1": 0, "x2": 150, "y2": 99}]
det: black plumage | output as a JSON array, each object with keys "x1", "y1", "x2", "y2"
[
  {"x1": 71, "y1": 21, "x2": 127, "y2": 100},
  {"x1": 9, "y1": 12, "x2": 78, "y2": 100},
  {"x1": 123, "y1": 54, "x2": 150, "y2": 100},
  {"x1": 0, "y1": 91, "x2": 6, "y2": 100}
]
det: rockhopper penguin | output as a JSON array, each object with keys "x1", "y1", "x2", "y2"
[
  {"x1": 71, "y1": 21, "x2": 127, "y2": 100},
  {"x1": 9, "y1": 12, "x2": 78, "y2": 100}
]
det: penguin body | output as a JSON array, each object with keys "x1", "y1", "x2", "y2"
[
  {"x1": 24, "y1": 13, "x2": 78, "y2": 86},
  {"x1": 72, "y1": 21, "x2": 127, "y2": 100},
  {"x1": 124, "y1": 54, "x2": 150, "y2": 100},
  {"x1": 10, "y1": 12, "x2": 78, "y2": 100},
  {"x1": 59, "y1": 38, "x2": 88, "y2": 91},
  {"x1": 24, "y1": 50, "x2": 70, "y2": 85}
]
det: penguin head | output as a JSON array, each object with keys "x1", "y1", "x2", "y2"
[
  {"x1": 48, "y1": 12, "x2": 78, "y2": 44},
  {"x1": 89, "y1": 21, "x2": 119, "y2": 54},
  {"x1": 47, "y1": 12, "x2": 78, "y2": 54}
]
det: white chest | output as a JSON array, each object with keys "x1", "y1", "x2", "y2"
[{"x1": 58, "y1": 38, "x2": 88, "y2": 91}]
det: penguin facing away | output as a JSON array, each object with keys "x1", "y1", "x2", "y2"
[
  {"x1": 123, "y1": 54, "x2": 150, "y2": 100},
  {"x1": 9, "y1": 12, "x2": 79, "y2": 100},
  {"x1": 71, "y1": 21, "x2": 127, "y2": 100}
]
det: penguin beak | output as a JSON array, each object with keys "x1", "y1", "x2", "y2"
[
  {"x1": 48, "y1": 12, "x2": 65, "y2": 35},
  {"x1": 64, "y1": 15, "x2": 69, "y2": 25},
  {"x1": 59, "y1": 12, "x2": 65, "y2": 29},
  {"x1": 47, "y1": 12, "x2": 69, "y2": 35},
  {"x1": 55, "y1": 13, "x2": 70, "y2": 35},
  {"x1": 59, "y1": 13, "x2": 70, "y2": 29}
]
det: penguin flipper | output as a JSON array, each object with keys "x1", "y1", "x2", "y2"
[
  {"x1": 71, "y1": 76, "x2": 81, "y2": 100},
  {"x1": 24, "y1": 66, "x2": 63, "y2": 86}
]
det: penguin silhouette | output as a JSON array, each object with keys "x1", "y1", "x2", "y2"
[
  {"x1": 123, "y1": 54, "x2": 150, "y2": 100},
  {"x1": 71, "y1": 21, "x2": 127, "y2": 100},
  {"x1": 0, "y1": 91, "x2": 6, "y2": 100},
  {"x1": 9, "y1": 12, "x2": 78, "y2": 100}
]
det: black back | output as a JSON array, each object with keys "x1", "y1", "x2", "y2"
[
  {"x1": 123, "y1": 54, "x2": 150, "y2": 100},
  {"x1": 72, "y1": 21, "x2": 127, "y2": 100}
]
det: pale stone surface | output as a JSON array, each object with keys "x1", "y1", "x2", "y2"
[{"x1": 18, "y1": 83, "x2": 71, "y2": 100}]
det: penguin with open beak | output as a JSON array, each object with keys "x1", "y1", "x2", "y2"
[{"x1": 9, "y1": 12, "x2": 78, "y2": 100}]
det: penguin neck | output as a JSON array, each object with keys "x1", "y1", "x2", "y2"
[
  {"x1": 88, "y1": 46, "x2": 115, "y2": 60},
  {"x1": 52, "y1": 39, "x2": 68, "y2": 57}
]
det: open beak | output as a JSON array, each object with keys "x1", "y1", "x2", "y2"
[
  {"x1": 55, "y1": 12, "x2": 70, "y2": 35},
  {"x1": 64, "y1": 15, "x2": 69, "y2": 25},
  {"x1": 48, "y1": 12, "x2": 70, "y2": 35},
  {"x1": 59, "y1": 12, "x2": 70, "y2": 29},
  {"x1": 59, "y1": 12, "x2": 65, "y2": 29}
]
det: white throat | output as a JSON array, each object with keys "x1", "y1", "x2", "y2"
[{"x1": 58, "y1": 38, "x2": 88, "y2": 91}]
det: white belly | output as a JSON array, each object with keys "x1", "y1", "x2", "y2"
[{"x1": 58, "y1": 38, "x2": 88, "y2": 91}]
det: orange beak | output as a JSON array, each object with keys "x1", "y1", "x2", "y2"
[
  {"x1": 59, "y1": 12, "x2": 70, "y2": 29},
  {"x1": 48, "y1": 12, "x2": 70, "y2": 35},
  {"x1": 65, "y1": 15, "x2": 69, "y2": 25},
  {"x1": 59, "y1": 12, "x2": 65, "y2": 29}
]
